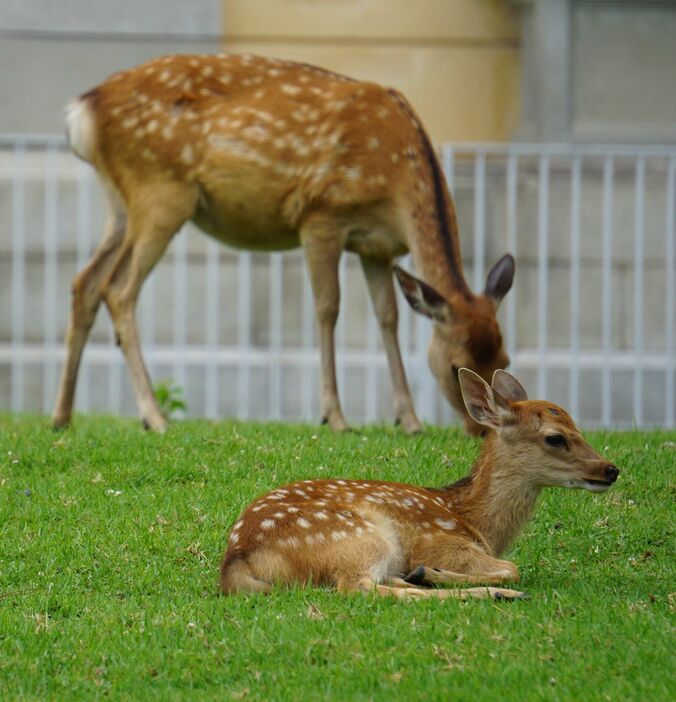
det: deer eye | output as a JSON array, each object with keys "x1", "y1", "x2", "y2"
[{"x1": 545, "y1": 434, "x2": 566, "y2": 448}]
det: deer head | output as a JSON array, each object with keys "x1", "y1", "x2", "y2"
[
  {"x1": 459, "y1": 368, "x2": 620, "y2": 493},
  {"x1": 395, "y1": 255, "x2": 515, "y2": 435}
]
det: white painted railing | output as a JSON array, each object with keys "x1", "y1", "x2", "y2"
[{"x1": 1, "y1": 135, "x2": 674, "y2": 428}]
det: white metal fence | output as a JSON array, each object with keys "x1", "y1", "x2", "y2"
[{"x1": 1, "y1": 135, "x2": 674, "y2": 429}]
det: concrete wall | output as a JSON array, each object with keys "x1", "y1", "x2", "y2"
[
  {"x1": 221, "y1": 0, "x2": 522, "y2": 142},
  {"x1": 0, "y1": 0, "x2": 222, "y2": 134},
  {"x1": 516, "y1": 0, "x2": 676, "y2": 142}
]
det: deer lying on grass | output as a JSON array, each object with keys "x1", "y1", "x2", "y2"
[
  {"x1": 54, "y1": 53, "x2": 515, "y2": 434},
  {"x1": 220, "y1": 369, "x2": 619, "y2": 600}
]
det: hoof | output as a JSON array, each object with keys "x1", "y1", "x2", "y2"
[
  {"x1": 404, "y1": 566, "x2": 427, "y2": 586},
  {"x1": 493, "y1": 590, "x2": 530, "y2": 601}
]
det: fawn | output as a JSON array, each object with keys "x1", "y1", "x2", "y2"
[
  {"x1": 54, "y1": 53, "x2": 514, "y2": 435},
  {"x1": 220, "y1": 368, "x2": 619, "y2": 600}
]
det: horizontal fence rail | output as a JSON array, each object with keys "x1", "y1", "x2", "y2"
[{"x1": 1, "y1": 135, "x2": 674, "y2": 429}]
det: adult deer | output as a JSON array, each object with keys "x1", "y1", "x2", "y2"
[
  {"x1": 220, "y1": 369, "x2": 619, "y2": 600},
  {"x1": 53, "y1": 53, "x2": 515, "y2": 434}
]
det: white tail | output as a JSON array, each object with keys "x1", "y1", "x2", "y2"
[
  {"x1": 220, "y1": 369, "x2": 619, "y2": 600},
  {"x1": 53, "y1": 53, "x2": 515, "y2": 434}
]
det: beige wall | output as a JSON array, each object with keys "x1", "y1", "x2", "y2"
[{"x1": 221, "y1": 0, "x2": 521, "y2": 142}]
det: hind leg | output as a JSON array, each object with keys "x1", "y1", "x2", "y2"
[
  {"x1": 102, "y1": 184, "x2": 197, "y2": 431},
  {"x1": 53, "y1": 193, "x2": 126, "y2": 428}
]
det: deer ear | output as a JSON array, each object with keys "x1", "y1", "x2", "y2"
[
  {"x1": 484, "y1": 254, "x2": 515, "y2": 308},
  {"x1": 394, "y1": 266, "x2": 451, "y2": 322},
  {"x1": 491, "y1": 369, "x2": 528, "y2": 402},
  {"x1": 458, "y1": 368, "x2": 502, "y2": 430}
]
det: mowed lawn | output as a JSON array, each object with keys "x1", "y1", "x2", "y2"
[{"x1": 0, "y1": 415, "x2": 673, "y2": 701}]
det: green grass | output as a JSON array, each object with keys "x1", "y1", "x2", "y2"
[{"x1": 0, "y1": 415, "x2": 674, "y2": 701}]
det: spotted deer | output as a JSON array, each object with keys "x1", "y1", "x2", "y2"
[
  {"x1": 220, "y1": 369, "x2": 619, "y2": 600},
  {"x1": 53, "y1": 53, "x2": 515, "y2": 434}
]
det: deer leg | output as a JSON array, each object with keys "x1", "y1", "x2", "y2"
[
  {"x1": 300, "y1": 220, "x2": 349, "y2": 431},
  {"x1": 102, "y1": 189, "x2": 196, "y2": 431},
  {"x1": 52, "y1": 209, "x2": 126, "y2": 428},
  {"x1": 404, "y1": 565, "x2": 521, "y2": 588},
  {"x1": 342, "y1": 576, "x2": 526, "y2": 601},
  {"x1": 360, "y1": 257, "x2": 422, "y2": 434}
]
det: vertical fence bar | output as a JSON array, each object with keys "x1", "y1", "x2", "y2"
[
  {"x1": 301, "y1": 258, "x2": 314, "y2": 421},
  {"x1": 43, "y1": 142, "x2": 59, "y2": 413},
  {"x1": 269, "y1": 253, "x2": 283, "y2": 420},
  {"x1": 473, "y1": 151, "x2": 486, "y2": 291},
  {"x1": 442, "y1": 144, "x2": 454, "y2": 195},
  {"x1": 139, "y1": 236, "x2": 155, "y2": 379},
  {"x1": 173, "y1": 231, "x2": 187, "y2": 393},
  {"x1": 632, "y1": 156, "x2": 645, "y2": 426},
  {"x1": 237, "y1": 252, "x2": 252, "y2": 420},
  {"x1": 10, "y1": 141, "x2": 26, "y2": 412},
  {"x1": 440, "y1": 149, "x2": 455, "y2": 425},
  {"x1": 569, "y1": 155, "x2": 582, "y2": 418},
  {"x1": 536, "y1": 154, "x2": 550, "y2": 399},
  {"x1": 205, "y1": 238, "x2": 219, "y2": 419},
  {"x1": 601, "y1": 157, "x2": 614, "y2": 427},
  {"x1": 337, "y1": 255, "x2": 347, "y2": 405},
  {"x1": 666, "y1": 156, "x2": 675, "y2": 428},
  {"x1": 505, "y1": 152, "x2": 518, "y2": 367},
  {"x1": 365, "y1": 286, "x2": 378, "y2": 424},
  {"x1": 75, "y1": 161, "x2": 92, "y2": 411},
  {"x1": 398, "y1": 253, "x2": 413, "y2": 417}
]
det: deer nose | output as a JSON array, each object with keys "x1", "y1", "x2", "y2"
[{"x1": 604, "y1": 465, "x2": 620, "y2": 483}]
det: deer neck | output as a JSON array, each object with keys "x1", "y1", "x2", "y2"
[
  {"x1": 441, "y1": 434, "x2": 542, "y2": 557},
  {"x1": 405, "y1": 120, "x2": 473, "y2": 303}
]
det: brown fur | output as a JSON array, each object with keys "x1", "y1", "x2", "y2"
[{"x1": 54, "y1": 52, "x2": 514, "y2": 435}]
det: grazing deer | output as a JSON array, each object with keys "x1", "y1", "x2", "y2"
[
  {"x1": 53, "y1": 53, "x2": 515, "y2": 434},
  {"x1": 220, "y1": 369, "x2": 619, "y2": 600}
]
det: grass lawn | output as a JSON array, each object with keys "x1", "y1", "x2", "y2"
[{"x1": 0, "y1": 415, "x2": 674, "y2": 701}]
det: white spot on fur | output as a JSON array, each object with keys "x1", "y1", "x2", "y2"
[
  {"x1": 122, "y1": 116, "x2": 139, "y2": 130},
  {"x1": 287, "y1": 506, "x2": 299, "y2": 513},
  {"x1": 281, "y1": 84, "x2": 301, "y2": 96},
  {"x1": 180, "y1": 144, "x2": 194, "y2": 165},
  {"x1": 260, "y1": 519, "x2": 276, "y2": 530},
  {"x1": 233, "y1": 520, "x2": 243, "y2": 531},
  {"x1": 252, "y1": 504, "x2": 266, "y2": 512},
  {"x1": 434, "y1": 518, "x2": 456, "y2": 530},
  {"x1": 315, "y1": 512, "x2": 328, "y2": 520},
  {"x1": 229, "y1": 531, "x2": 239, "y2": 544},
  {"x1": 368, "y1": 137, "x2": 380, "y2": 150},
  {"x1": 159, "y1": 70, "x2": 171, "y2": 83},
  {"x1": 297, "y1": 517, "x2": 311, "y2": 529}
]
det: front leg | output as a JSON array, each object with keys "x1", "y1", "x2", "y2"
[
  {"x1": 301, "y1": 218, "x2": 350, "y2": 431},
  {"x1": 404, "y1": 564, "x2": 520, "y2": 587},
  {"x1": 360, "y1": 256, "x2": 422, "y2": 434}
]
